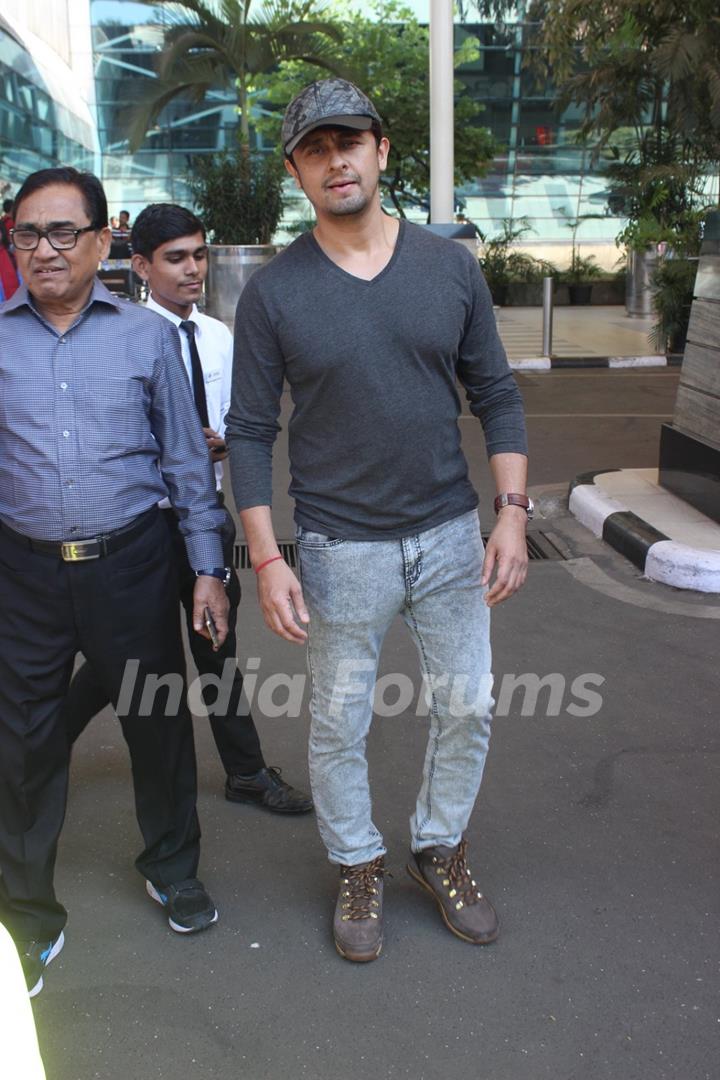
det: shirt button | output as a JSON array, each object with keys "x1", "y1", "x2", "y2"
[
  {"x1": 59, "y1": 339, "x2": 66, "y2": 345},
  {"x1": 68, "y1": 526, "x2": 78, "y2": 534},
  {"x1": 60, "y1": 382, "x2": 68, "y2": 391},
  {"x1": 62, "y1": 430, "x2": 70, "y2": 438},
  {"x1": 65, "y1": 480, "x2": 74, "y2": 488}
]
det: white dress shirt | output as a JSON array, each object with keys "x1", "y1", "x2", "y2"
[{"x1": 146, "y1": 294, "x2": 232, "y2": 496}]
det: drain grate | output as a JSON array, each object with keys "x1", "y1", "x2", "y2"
[
  {"x1": 525, "y1": 531, "x2": 567, "y2": 561},
  {"x1": 234, "y1": 533, "x2": 564, "y2": 569},
  {"x1": 233, "y1": 541, "x2": 297, "y2": 570},
  {"x1": 481, "y1": 532, "x2": 565, "y2": 560}
]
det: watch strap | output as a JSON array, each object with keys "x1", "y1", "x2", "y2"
[
  {"x1": 494, "y1": 493, "x2": 531, "y2": 514},
  {"x1": 195, "y1": 567, "x2": 231, "y2": 586}
]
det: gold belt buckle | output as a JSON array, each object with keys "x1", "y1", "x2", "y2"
[{"x1": 61, "y1": 540, "x2": 101, "y2": 562}]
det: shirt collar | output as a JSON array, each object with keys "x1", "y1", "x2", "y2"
[
  {"x1": 146, "y1": 293, "x2": 199, "y2": 328},
  {"x1": 1, "y1": 277, "x2": 123, "y2": 316}
]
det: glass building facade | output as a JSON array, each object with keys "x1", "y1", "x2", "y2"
[
  {"x1": 3, "y1": 2, "x2": 716, "y2": 256},
  {"x1": 92, "y1": 0, "x2": 239, "y2": 216},
  {"x1": 0, "y1": 14, "x2": 95, "y2": 190},
  {"x1": 86, "y1": 3, "x2": 635, "y2": 255},
  {"x1": 454, "y1": 20, "x2": 618, "y2": 248}
]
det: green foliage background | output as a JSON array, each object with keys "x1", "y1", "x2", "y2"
[
  {"x1": 188, "y1": 149, "x2": 287, "y2": 244},
  {"x1": 253, "y1": 0, "x2": 496, "y2": 216}
]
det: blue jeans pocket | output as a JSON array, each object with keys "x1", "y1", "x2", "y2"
[{"x1": 295, "y1": 527, "x2": 345, "y2": 550}]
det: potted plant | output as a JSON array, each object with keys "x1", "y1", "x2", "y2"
[
  {"x1": 188, "y1": 146, "x2": 286, "y2": 325},
  {"x1": 607, "y1": 144, "x2": 706, "y2": 317},
  {"x1": 506, "y1": 257, "x2": 558, "y2": 306},
  {"x1": 616, "y1": 210, "x2": 679, "y2": 319},
  {"x1": 481, "y1": 218, "x2": 538, "y2": 306},
  {"x1": 560, "y1": 251, "x2": 604, "y2": 305},
  {"x1": 650, "y1": 255, "x2": 698, "y2": 356}
]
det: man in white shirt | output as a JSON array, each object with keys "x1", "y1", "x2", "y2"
[{"x1": 65, "y1": 204, "x2": 312, "y2": 814}]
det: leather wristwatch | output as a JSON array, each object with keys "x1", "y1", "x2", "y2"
[
  {"x1": 195, "y1": 567, "x2": 232, "y2": 587},
  {"x1": 493, "y1": 493, "x2": 534, "y2": 519}
]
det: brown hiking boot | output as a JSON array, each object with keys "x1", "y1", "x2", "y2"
[
  {"x1": 407, "y1": 839, "x2": 498, "y2": 945},
  {"x1": 333, "y1": 855, "x2": 385, "y2": 962}
]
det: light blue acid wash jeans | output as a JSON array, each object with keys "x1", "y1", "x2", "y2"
[{"x1": 296, "y1": 509, "x2": 494, "y2": 867}]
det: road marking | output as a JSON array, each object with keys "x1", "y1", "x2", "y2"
[
  {"x1": 516, "y1": 371, "x2": 680, "y2": 378},
  {"x1": 459, "y1": 414, "x2": 674, "y2": 419},
  {"x1": 559, "y1": 557, "x2": 720, "y2": 619},
  {"x1": 525, "y1": 413, "x2": 674, "y2": 419}
]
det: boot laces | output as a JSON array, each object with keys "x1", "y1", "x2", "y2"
[
  {"x1": 440, "y1": 839, "x2": 482, "y2": 906},
  {"x1": 339, "y1": 856, "x2": 384, "y2": 920}
]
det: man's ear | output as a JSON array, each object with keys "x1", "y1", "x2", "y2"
[
  {"x1": 131, "y1": 252, "x2": 150, "y2": 281},
  {"x1": 97, "y1": 226, "x2": 112, "y2": 261},
  {"x1": 284, "y1": 157, "x2": 303, "y2": 190}
]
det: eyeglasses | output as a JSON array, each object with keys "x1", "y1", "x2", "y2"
[{"x1": 10, "y1": 224, "x2": 98, "y2": 251}]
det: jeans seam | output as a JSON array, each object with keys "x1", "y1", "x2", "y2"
[
  {"x1": 406, "y1": 597, "x2": 440, "y2": 836},
  {"x1": 402, "y1": 535, "x2": 423, "y2": 600}
]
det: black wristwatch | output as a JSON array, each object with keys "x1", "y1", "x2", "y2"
[{"x1": 195, "y1": 567, "x2": 232, "y2": 588}]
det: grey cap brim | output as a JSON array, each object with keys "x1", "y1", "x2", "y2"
[{"x1": 284, "y1": 115, "x2": 374, "y2": 156}]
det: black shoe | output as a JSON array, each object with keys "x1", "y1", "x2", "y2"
[
  {"x1": 146, "y1": 879, "x2": 218, "y2": 934},
  {"x1": 225, "y1": 766, "x2": 313, "y2": 814},
  {"x1": 19, "y1": 930, "x2": 65, "y2": 997}
]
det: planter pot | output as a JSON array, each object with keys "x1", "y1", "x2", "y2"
[
  {"x1": 205, "y1": 244, "x2": 277, "y2": 328},
  {"x1": 625, "y1": 245, "x2": 661, "y2": 318},
  {"x1": 506, "y1": 282, "x2": 545, "y2": 306},
  {"x1": 666, "y1": 310, "x2": 691, "y2": 356},
  {"x1": 591, "y1": 278, "x2": 625, "y2": 305},
  {"x1": 489, "y1": 283, "x2": 508, "y2": 306},
  {"x1": 568, "y1": 282, "x2": 593, "y2": 305}
]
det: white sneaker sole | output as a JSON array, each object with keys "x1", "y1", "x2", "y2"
[
  {"x1": 146, "y1": 881, "x2": 218, "y2": 934},
  {"x1": 28, "y1": 929, "x2": 65, "y2": 998}
]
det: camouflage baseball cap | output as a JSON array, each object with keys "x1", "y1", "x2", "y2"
[{"x1": 282, "y1": 78, "x2": 382, "y2": 156}]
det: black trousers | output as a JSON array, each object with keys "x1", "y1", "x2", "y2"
[
  {"x1": 64, "y1": 506, "x2": 265, "y2": 776},
  {"x1": 0, "y1": 509, "x2": 200, "y2": 942}
]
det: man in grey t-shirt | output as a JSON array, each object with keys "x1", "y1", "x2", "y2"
[{"x1": 226, "y1": 79, "x2": 530, "y2": 963}]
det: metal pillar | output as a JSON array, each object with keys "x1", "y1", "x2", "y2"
[
  {"x1": 429, "y1": 0, "x2": 454, "y2": 223},
  {"x1": 542, "y1": 276, "x2": 554, "y2": 358}
]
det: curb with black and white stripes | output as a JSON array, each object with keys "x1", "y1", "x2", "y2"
[
  {"x1": 568, "y1": 470, "x2": 720, "y2": 594},
  {"x1": 509, "y1": 355, "x2": 682, "y2": 372}
]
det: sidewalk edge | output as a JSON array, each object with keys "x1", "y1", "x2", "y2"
[
  {"x1": 509, "y1": 354, "x2": 676, "y2": 371},
  {"x1": 567, "y1": 472, "x2": 720, "y2": 593}
]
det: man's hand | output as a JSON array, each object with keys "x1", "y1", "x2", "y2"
[
  {"x1": 256, "y1": 560, "x2": 309, "y2": 643},
  {"x1": 192, "y1": 576, "x2": 230, "y2": 648},
  {"x1": 481, "y1": 507, "x2": 528, "y2": 607},
  {"x1": 203, "y1": 426, "x2": 229, "y2": 463}
]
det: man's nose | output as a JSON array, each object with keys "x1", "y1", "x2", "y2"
[
  {"x1": 35, "y1": 234, "x2": 57, "y2": 257},
  {"x1": 328, "y1": 144, "x2": 349, "y2": 168}
]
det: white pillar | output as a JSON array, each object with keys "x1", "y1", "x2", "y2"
[{"x1": 429, "y1": 0, "x2": 455, "y2": 223}]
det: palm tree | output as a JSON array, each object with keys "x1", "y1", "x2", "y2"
[{"x1": 127, "y1": 0, "x2": 343, "y2": 151}]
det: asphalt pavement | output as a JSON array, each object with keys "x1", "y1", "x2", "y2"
[{"x1": 32, "y1": 366, "x2": 719, "y2": 1080}]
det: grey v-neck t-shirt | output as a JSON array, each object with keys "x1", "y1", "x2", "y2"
[{"x1": 226, "y1": 220, "x2": 527, "y2": 540}]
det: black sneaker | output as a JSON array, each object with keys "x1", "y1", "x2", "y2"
[
  {"x1": 225, "y1": 766, "x2": 313, "y2": 814},
  {"x1": 146, "y1": 879, "x2": 218, "y2": 934},
  {"x1": 20, "y1": 930, "x2": 65, "y2": 998}
]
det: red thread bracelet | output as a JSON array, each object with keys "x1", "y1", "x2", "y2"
[{"x1": 254, "y1": 554, "x2": 284, "y2": 575}]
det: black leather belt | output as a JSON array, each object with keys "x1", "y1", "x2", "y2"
[{"x1": 0, "y1": 506, "x2": 158, "y2": 562}]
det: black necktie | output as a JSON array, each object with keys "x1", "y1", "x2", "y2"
[{"x1": 179, "y1": 320, "x2": 209, "y2": 427}]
